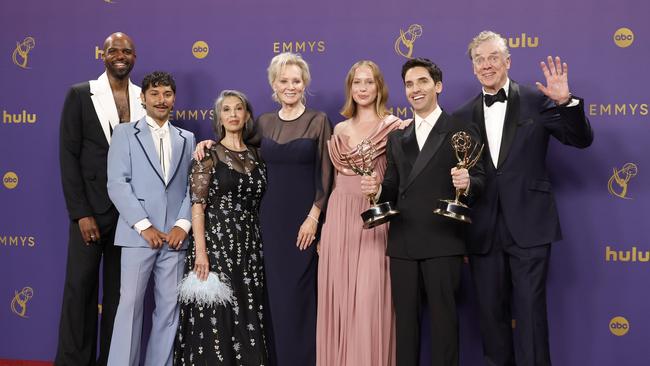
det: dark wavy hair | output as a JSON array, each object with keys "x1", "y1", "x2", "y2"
[
  {"x1": 141, "y1": 71, "x2": 176, "y2": 94},
  {"x1": 400, "y1": 57, "x2": 443, "y2": 84}
]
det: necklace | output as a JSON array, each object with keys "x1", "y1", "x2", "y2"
[{"x1": 279, "y1": 104, "x2": 306, "y2": 120}]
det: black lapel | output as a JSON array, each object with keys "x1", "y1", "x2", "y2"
[
  {"x1": 471, "y1": 93, "x2": 489, "y2": 150},
  {"x1": 404, "y1": 111, "x2": 451, "y2": 190},
  {"x1": 400, "y1": 122, "x2": 419, "y2": 167},
  {"x1": 497, "y1": 81, "x2": 520, "y2": 168}
]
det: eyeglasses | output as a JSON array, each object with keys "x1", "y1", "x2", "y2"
[{"x1": 472, "y1": 54, "x2": 502, "y2": 66}]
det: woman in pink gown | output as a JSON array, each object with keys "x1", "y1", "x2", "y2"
[{"x1": 316, "y1": 60, "x2": 409, "y2": 366}]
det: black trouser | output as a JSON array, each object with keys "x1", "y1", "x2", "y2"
[
  {"x1": 390, "y1": 255, "x2": 462, "y2": 366},
  {"x1": 55, "y1": 208, "x2": 120, "y2": 366},
  {"x1": 470, "y1": 208, "x2": 552, "y2": 366}
]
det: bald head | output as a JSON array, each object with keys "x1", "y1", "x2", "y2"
[
  {"x1": 103, "y1": 32, "x2": 135, "y2": 52},
  {"x1": 103, "y1": 32, "x2": 136, "y2": 80}
]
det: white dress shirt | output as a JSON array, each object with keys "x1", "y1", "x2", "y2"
[
  {"x1": 483, "y1": 79, "x2": 510, "y2": 167},
  {"x1": 133, "y1": 116, "x2": 191, "y2": 235},
  {"x1": 414, "y1": 105, "x2": 442, "y2": 150},
  {"x1": 145, "y1": 116, "x2": 173, "y2": 183}
]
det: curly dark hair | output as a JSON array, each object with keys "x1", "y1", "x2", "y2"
[{"x1": 141, "y1": 71, "x2": 176, "y2": 93}]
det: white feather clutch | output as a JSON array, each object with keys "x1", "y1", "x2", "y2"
[{"x1": 177, "y1": 271, "x2": 233, "y2": 307}]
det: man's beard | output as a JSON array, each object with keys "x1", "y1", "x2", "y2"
[{"x1": 106, "y1": 62, "x2": 134, "y2": 79}]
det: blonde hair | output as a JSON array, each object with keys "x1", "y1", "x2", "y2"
[
  {"x1": 340, "y1": 60, "x2": 388, "y2": 119},
  {"x1": 267, "y1": 52, "x2": 311, "y2": 104},
  {"x1": 467, "y1": 30, "x2": 510, "y2": 60}
]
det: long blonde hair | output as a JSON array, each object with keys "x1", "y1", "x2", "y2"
[{"x1": 340, "y1": 60, "x2": 388, "y2": 119}]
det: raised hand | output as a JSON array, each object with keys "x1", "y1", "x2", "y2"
[{"x1": 535, "y1": 56, "x2": 571, "y2": 105}]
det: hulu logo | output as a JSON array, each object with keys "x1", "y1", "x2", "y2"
[{"x1": 605, "y1": 246, "x2": 650, "y2": 262}]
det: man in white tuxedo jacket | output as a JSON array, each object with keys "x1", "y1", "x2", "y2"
[
  {"x1": 106, "y1": 71, "x2": 195, "y2": 366},
  {"x1": 56, "y1": 32, "x2": 145, "y2": 366}
]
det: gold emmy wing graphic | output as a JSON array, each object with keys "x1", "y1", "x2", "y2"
[
  {"x1": 607, "y1": 162, "x2": 637, "y2": 199},
  {"x1": 11, "y1": 287, "x2": 33, "y2": 318},
  {"x1": 12, "y1": 37, "x2": 35, "y2": 69},
  {"x1": 343, "y1": 139, "x2": 399, "y2": 229},
  {"x1": 394, "y1": 24, "x2": 422, "y2": 59},
  {"x1": 433, "y1": 131, "x2": 483, "y2": 223}
]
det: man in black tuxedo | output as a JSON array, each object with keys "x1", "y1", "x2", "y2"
[
  {"x1": 56, "y1": 32, "x2": 145, "y2": 366},
  {"x1": 454, "y1": 31, "x2": 593, "y2": 366},
  {"x1": 361, "y1": 58, "x2": 484, "y2": 366}
]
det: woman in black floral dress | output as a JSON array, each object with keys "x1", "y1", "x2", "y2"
[{"x1": 174, "y1": 90, "x2": 268, "y2": 365}]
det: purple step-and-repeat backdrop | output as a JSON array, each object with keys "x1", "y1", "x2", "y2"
[{"x1": 1, "y1": 0, "x2": 648, "y2": 364}]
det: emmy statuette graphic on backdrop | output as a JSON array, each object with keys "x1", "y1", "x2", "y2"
[
  {"x1": 433, "y1": 131, "x2": 483, "y2": 223},
  {"x1": 394, "y1": 24, "x2": 423, "y2": 59},
  {"x1": 343, "y1": 139, "x2": 399, "y2": 229},
  {"x1": 11, "y1": 287, "x2": 34, "y2": 318},
  {"x1": 12, "y1": 37, "x2": 35, "y2": 69},
  {"x1": 607, "y1": 162, "x2": 637, "y2": 199}
]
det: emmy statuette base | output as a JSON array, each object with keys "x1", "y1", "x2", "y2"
[
  {"x1": 433, "y1": 200, "x2": 472, "y2": 223},
  {"x1": 361, "y1": 202, "x2": 399, "y2": 229}
]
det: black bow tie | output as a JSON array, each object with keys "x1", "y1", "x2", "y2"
[{"x1": 484, "y1": 88, "x2": 507, "y2": 107}]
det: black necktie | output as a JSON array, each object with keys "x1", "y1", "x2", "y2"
[{"x1": 484, "y1": 88, "x2": 507, "y2": 107}]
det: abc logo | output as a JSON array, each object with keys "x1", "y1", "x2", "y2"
[
  {"x1": 613, "y1": 28, "x2": 634, "y2": 48},
  {"x1": 192, "y1": 41, "x2": 209, "y2": 59},
  {"x1": 609, "y1": 316, "x2": 630, "y2": 336},
  {"x1": 3, "y1": 171, "x2": 18, "y2": 189}
]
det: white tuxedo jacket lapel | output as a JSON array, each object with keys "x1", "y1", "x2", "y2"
[{"x1": 90, "y1": 72, "x2": 145, "y2": 145}]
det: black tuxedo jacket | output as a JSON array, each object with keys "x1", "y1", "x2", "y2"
[
  {"x1": 454, "y1": 81, "x2": 593, "y2": 253},
  {"x1": 380, "y1": 110, "x2": 485, "y2": 259},
  {"x1": 59, "y1": 82, "x2": 113, "y2": 220}
]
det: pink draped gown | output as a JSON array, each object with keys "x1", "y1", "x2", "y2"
[{"x1": 316, "y1": 115, "x2": 408, "y2": 366}]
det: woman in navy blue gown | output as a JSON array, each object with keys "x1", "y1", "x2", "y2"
[{"x1": 257, "y1": 52, "x2": 332, "y2": 366}]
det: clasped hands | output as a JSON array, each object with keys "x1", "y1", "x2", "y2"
[{"x1": 141, "y1": 226, "x2": 187, "y2": 250}]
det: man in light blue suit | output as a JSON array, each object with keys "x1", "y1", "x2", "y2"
[{"x1": 106, "y1": 71, "x2": 195, "y2": 366}]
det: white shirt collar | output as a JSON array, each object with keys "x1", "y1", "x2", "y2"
[
  {"x1": 483, "y1": 78, "x2": 510, "y2": 97},
  {"x1": 414, "y1": 105, "x2": 442, "y2": 128},
  {"x1": 145, "y1": 115, "x2": 170, "y2": 133}
]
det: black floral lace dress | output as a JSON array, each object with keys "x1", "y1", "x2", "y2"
[{"x1": 174, "y1": 143, "x2": 268, "y2": 365}]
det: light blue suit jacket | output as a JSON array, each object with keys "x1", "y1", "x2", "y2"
[{"x1": 107, "y1": 117, "x2": 195, "y2": 249}]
